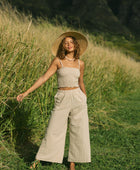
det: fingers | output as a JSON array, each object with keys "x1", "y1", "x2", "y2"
[
  {"x1": 17, "y1": 92, "x2": 28, "y2": 102},
  {"x1": 17, "y1": 94, "x2": 24, "y2": 102}
]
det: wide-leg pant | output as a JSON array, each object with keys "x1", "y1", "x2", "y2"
[{"x1": 35, "y1": 87, "x2": 91, "y2": 163}]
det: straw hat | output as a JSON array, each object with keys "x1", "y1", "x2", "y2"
[{"x1": 51, "y1": 31, "x2": 88, "y2": 56}]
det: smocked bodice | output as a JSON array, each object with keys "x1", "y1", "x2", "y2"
[{"x1": 56, "y1": 58, "x2": 80, "y2": 88}]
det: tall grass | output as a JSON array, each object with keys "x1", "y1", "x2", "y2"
[{"x1": 0, "y1": 0, "x2": 140, "y2": 169}]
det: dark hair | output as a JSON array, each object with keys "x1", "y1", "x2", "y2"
[{"x1": 56, "y1": 36, "x2": 80, "y2": 59}]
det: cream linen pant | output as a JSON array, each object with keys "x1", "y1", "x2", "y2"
[{"x1": 35, "y1": 87, "x2": 91, "y2": 163}]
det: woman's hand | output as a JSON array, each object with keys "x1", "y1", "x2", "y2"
[{"x1": 17, "y1": 92, "x2": 28, "y2": 102}]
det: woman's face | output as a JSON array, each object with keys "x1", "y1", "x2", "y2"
[{"x1": 63, "y1": 37, "x2": 75, "y2": 53}]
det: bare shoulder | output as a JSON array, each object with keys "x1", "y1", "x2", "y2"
[
  {"x1": 52, "y1": 56, "x2": 59, "y2": 62},
  {"x1": 79, "y1": 59, "x2": 85, "y2": 68},
  {"x1": 51, "y1": 57, "x2": 60, "y2": 65}
]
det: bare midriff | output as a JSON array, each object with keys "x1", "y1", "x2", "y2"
[{"x1": 58, "y1": 87, "x2": 79, "y2": 90}]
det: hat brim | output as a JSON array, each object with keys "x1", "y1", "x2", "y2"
[{"x1": 51, "y1": 31, "x2": 88, "y2": 57}]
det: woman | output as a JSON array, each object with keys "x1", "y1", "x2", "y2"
[{"x1": 17, "y1": 31, "x2": 91, "y2": 170}]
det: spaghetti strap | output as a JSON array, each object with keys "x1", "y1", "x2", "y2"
[
  {"x1": 59, "y1": 58, "x2": 63, "y2": 67},
  {"x1": 78, "y1": 59, "x2": 80, "y2": 69}
]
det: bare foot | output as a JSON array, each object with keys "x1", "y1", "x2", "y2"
[
  {"x1": 70, "y1": 162, "x2": 75, "y2": 170},
  {"x1": 30, "y1": 160, "x2": 40, "y2": 169}
]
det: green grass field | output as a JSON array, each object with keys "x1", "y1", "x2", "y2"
[
  {"x1": 0, "y1": 1, "x2": 140, "y2": 169},
  {"x1": 1, "y1": 88, "x2": 139, "y2": 169}
]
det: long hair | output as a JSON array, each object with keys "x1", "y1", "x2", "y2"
[{"x1": 56, "y1": 36, "x2": 80, "y2": 59}]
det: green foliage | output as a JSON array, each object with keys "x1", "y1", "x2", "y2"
[
  {"x1": 90, "y1": 32, "x2": 140, "y2": 62},
  {"x1": 0, "y1": 1, "x2": 140, "y2": 169}
]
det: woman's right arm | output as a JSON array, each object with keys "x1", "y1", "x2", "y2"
[{"x1": 17, "y1": 57, "x2": 58, "y2": 102}]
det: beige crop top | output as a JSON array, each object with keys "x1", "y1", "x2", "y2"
[{"x1": 56, "y1": 58, "x2": 80, "y2": 88}]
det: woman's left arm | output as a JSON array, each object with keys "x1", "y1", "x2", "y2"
[{"x1": 78, "y1": 60, "x2": 87, "y2": 96}]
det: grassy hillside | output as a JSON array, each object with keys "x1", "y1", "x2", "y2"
[{"x1": 0, "y1": 1, "x2": 140, "y2": 169}]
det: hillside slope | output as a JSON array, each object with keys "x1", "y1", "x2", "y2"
[
  {"x1": 7, "y1": 0, "x2": 140, "y2": 37},
  {"x1": 0, "y1": 2, "x2": 140, "y2": 169}
]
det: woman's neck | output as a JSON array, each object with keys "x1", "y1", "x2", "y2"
[{"x1": 66, "y1": 52, "x2": 74, "y2": 59}]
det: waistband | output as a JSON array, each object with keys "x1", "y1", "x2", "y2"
[{"x1": 57, "y1": 87, "x2": 81, "y2": 93}]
